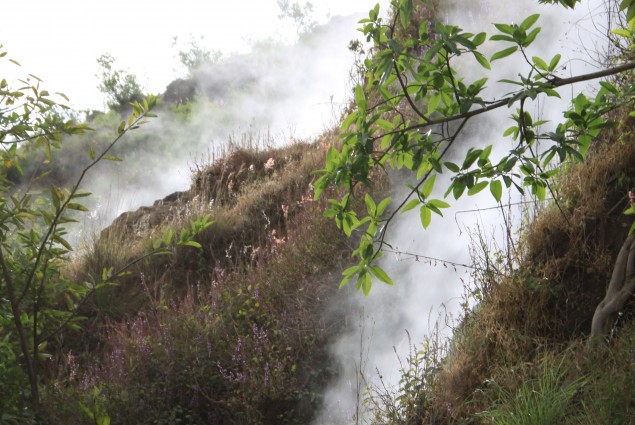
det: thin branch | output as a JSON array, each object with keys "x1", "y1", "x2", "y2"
[
  {"x1": 0, "y1": 246, "x2": 39, "y2": 406},
  {"x1": 393, "y1": 62, "x2": 429, "y2": 122},
  {"x1": 40, "y1": 247, "x2": 170, "y2": 343},
  {"x1": 377, "y1": 60, "x2": 635, "y2": 139},
  {"x1": 444, "y1": 52, "x2": 462, "y2": 106},
  {"x1": 383, "y1": 246, "x2": 499, "y2": 273},
  {"x1": 375, "y1": 117, "x2": 471, "y2": 254},
  {"x1": 21, "y1": 111, "x2": 151, "y2": 304}
]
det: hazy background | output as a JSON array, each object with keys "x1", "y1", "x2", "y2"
[
  {"x1": 1, "y1": 1, "x2": 390, "y2": 240},
  {"x1": 0, "y1": 0, "x2": 614, "y2": 422},
  {"x1": 0, "y1": 0, "x2": 379, "y2": 111}
]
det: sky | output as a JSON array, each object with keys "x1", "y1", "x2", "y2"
[
  {"x1": 0, "y1": 0, "x2": 381, "y2": 111},
  {"x1": 0, "y1": 0, "x2": 393, "y2": 233}
]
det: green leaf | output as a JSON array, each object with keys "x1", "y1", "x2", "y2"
[
  {"x1": 472, "y1": 32, "x2": 487, "y2": 46},
  {"x1": 420, "y1": 205, "x2": 432, "y2": 229},
  {"x1": 376, "y1": 119, "x2": 393, "y2": 131},
  {"x1": 490, "y1": 179, "x2": 503, "y2": 202},
  {"x1": 462, "y1": 149, "x2": 482, "y2": 169},
  {"x1": 364, "y1": 194, "x2": 376, "y2": 215},
  {"x1": 355, "y1": 269, "x2": 367, "y2": 291},
  {"x1": 421, "y1": 174, "x2": 436, "y2": 198},
  {"x1": 480, "y1": 145, "x2": 492, "y2": 160},
  {"x1": 490, "y1": 34, "x2": 516, "y2": 42},
  {"x1": 473, "y1": 51, "x2": 491, "y2": 70},
  {"x1": 427, "y1": 199, "x2": 450, "y2": 209},
  {"x1": 494, "y1": 23, "x2": 515, "y2": 35},
  {"x1": 491, "y1": 46, "x2": 518, "y2": 62},
  {"x1": 429, "y1": 158, "x2": 442, "y2": 173},
  {"x1": 313, "y1": 175, "x2": 330, "y2": 200},
  {"x1": 355, "y1": 84, "x2": 367, "y2": 111},
  {"x1": 343, "y1": 265, "x2": 360, "y2": 277},
  {"x1": 520, "y1": 14, "x2": 540, "y2": 30},
  {"x1": 341, "y1": 111, "x2": 358, "y2": 130},
  {"x1": 178, "y1": 240, "x2": 202, "y2": 249},
  {"x1": 452, "y1": 180, "x2": 466, "y2": 199},
  {"x1": 399, "y1": 0, "x2": 413, "y2": 29},
  {"x1": 534, "y1": 183, "x2": 546, "y2": 200},
  {"x1": 164, "y1": 228, "x2": 174, "y2": 245},
  {"x1": 548, "y1": 54, "x2": 561, "y2": 71},
  {"x1": 611, "y1": 28, "x2": 632, "y2": 37},
  {"x1": 532, "y1": 56, "x2": 548, "y2": 71},
  {"x1": 467, "y1": 180, "x2": 488, "y2": 195},
  {"x1": 599, "y1": 81, "x2": 619, "y2": 95},
  {"x1": 71, "y1": 191, "x2": 92, "y2": 199},
  {"x1": 445, "y1": 161, "x2": 460, "y2": 172},
  {"x1": 376, "y1": 197, "x2": 391, "y2": 215},
  {"x1": 54, "y1": 235, "x2": 73, "y2": 251},
  {"x1": 362, "y1": 271, "x2": 372, "y2": 296},
  {"x1": 66, "y1": 202, "x2": 89, "y2": 212},
  {"x1": 523, "y1": 27, "x2": 541, "y2": 47},
  {"x1": 370, "y1": 265, "x2": 394, "y2": 285},
  {"x1": 432, "y1": 73, "x2": 444, "y2": 90},
  {"x1": 402, "y1": 198, "x2": 420, "y2": 213},
  {"x1": 428, "y1": 93, "x2": 441, "y2": 115}
]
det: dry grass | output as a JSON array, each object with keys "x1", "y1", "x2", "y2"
[
  {"x1": 417, "y1": 107, "x2": 635, "y2": 423},
  {"x1": 64, "y1": 131, "x2": 341, "y2": 316},
  {"x1": 524, "y1": 111, "x2": 635, "y2": 338},
  {"x1": 46, "y1": 128, "x2": 365, "y2": 423}
]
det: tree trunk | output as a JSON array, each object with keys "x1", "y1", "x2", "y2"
[{"x1": 589, "y1": 233, "x2": 635, "y2": 345}]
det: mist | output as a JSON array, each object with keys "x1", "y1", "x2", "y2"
[
  {"x1": 63, "y1": 13, "x2": 371, "y2": 243},
  {"x1": 312, "y1": 1, "x2": 612, "y2": 423},
  {"x1": 10, "y1": 0, "x2": 612, "y2": 421}
]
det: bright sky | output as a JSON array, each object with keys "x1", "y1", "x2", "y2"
[{"x1": 0, "y1": 0, "x2": 382, "y2": 111}]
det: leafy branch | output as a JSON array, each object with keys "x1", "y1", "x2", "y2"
[{"x1": 315, "y1": 0, "x2": 635, "y2": 293}]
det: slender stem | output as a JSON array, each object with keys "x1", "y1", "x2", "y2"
[
  {"x1": 375, "y1": 117, "x2": 471, "y2": 253},
  {"x1": 0, "y1": 246, "x2": 39, "y2": 407},
  {"x1": 377, "y1": 60, "x2": 635, "y2": 139}
]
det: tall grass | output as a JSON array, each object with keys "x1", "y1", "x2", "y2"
[
  {"x1": 478, "y1": 353, "x2": 585, "y2": 425},
  {"x1": 42, "y1": 133, "x2": 362, "y2": 424}
]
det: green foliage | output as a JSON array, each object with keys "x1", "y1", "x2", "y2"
[
  {"x1": 44, "y1": 189, "x2": 350, "y2": 424},
  {"x1": 316, "y1": 0, "x2": 635, "y2": 293},
  {"x1": 480, "y1": 355, "x2": 585, "y2": 425},
  {"x1": 80, "y1": 387, "x2": 111, "y2": 425},
  {"x1": 537, "y1": 0, "x2": 582, "y2": 9},
  {"x1": 172, "y1": 35, "x2": 222, "y2": 76},
  {"x1": 0, "y1": 46, "x2": 210, "y2": 417},
  {"x1": 96, "y1": 53, "x2": 145, "y2": 112},
  {"x1": 277, "y1": 0, "x2": 316, "y2": 36},
  {"x1": 0, "y1": 48, "x2": 216, "y2": 418},
  {"x1": 574, "y1": 325, "x2": 635, "y2": 424},
  {"x1": 364, "y1": 333, "x2": 446, "y2": 424}
]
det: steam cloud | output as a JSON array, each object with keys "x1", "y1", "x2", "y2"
[
  {"x1": 24, "y1": 0, "x2": 611, "y2": 421},
  {"x1": 313, "y1": 0, "x2": 611, "y2": 423},
  {"x1": 69, "y1": 13, "x2": 370, "y2": 242}
]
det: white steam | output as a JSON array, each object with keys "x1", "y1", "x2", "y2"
[
  {"x1": 68, "y1": 12, "x2": 374, "y2": 241},
  {"x1": 313, "y1": 1, "x2": 611, "y2": 423}
]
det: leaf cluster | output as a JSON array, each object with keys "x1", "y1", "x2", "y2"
[
  {"x1": 0, "y1": 48, "x2": 168, "y2": 414},
  {"x1": 315, "y1": 0, "x2": 635, "y2": 293}
]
